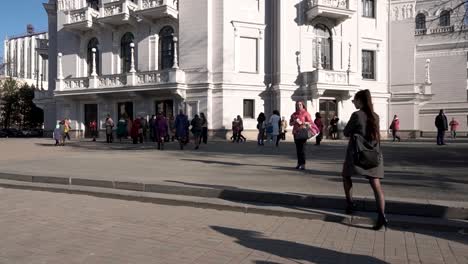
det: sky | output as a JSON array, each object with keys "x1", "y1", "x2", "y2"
[{"x1": 0, "y1": 0, "x2": 48, "y2": 60}]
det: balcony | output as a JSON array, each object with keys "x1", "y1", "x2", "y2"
[
  {"x1": 56, "y1": 69, "x2": 186, "y2": 94},
  {"x1": 135, "y1": 0, "x2": 178, "y2": 21},
  {"x1": 430, "y1": 25, "x2": 455, "y2": 34},
  {"x1": 298, "y1": 69, "x2": 358, "y2": 98},
  {"x1": 306, "y1": 0, "x2": 356, "y2": 26},
  {"x1": 98, "y1": 0, "x2": 138, "y2": 26},
  {"x1": 63, "y1": 7, "x2": 100, "y2": 32},
  {"x1": 414, "y1": 28, "x2": 427, "y2": 36}
]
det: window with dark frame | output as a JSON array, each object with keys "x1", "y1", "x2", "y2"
[
  {"x1": 159, "y1": 26, "x2": 175, "y2": 70},
  {"x1": 120, "y1": 32, "x2": 134, "y2": 73},
  {"x1": 87, "y1": 37, "x2": 100, "y2": 76},
  {"x1": 362, "y1": 50, "x2": 375, "y2": 80},
  {"x1": 415, "y1": 13, "x2": 426, "y2": 30},
  {"x1": 243, "y1": 100, "x2": 255, "y2": 119},
  {"x1": 440, "y1": 10, "x2": 451, "y2": 27},
  {"x1": 362, "y1": 0, "x2": 375, "y2": 18}
]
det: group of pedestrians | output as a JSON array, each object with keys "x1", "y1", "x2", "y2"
[
  {"x1": 255, "y1": 111, "x2": 289, "y2": 147},
  {"x1": 53, "y1": 118, "x2": 72, "y2": 146}
]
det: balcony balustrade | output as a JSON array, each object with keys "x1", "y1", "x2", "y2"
[
  {"x1": 430, "y1": 25, "x2": 455, "y2": 34},
  {"x1": 56, "y1": 69, "x2": 185, "y2": 92},
  {"x1": 98, "y1": 0, "x2": 138, "y2": 25},
  {"x1": 135, "y1": 0, "x2": 178, "y2": 20},
  {"x1": 63, "y1": 6, "x2": 100, "y2": 32},
  {"x1": 306, "y1": 0, "x2": 355, "y2": 26}
]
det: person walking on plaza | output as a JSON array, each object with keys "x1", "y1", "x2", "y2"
[
  {"x1": 116, "y1": 117, "x2": 127, "y2": 142},
  {"x1": 237, "y1": 115, "x2": 246, "y2": 142},
  {"x1": 231, "y1": 118, "x2": 240, "y2": 142},
  {"x1": 64, "y1": 118, "x2": 72, "y2": 141},
  {"x1": 105, "y1": 115, "x2": 114, "y2": 143},
  {"x1": 149, "y1": 115, "x2": 156, "y2": 142},
  {"x1": 53, "y1": 124, "x2": 62, "y2": 146},
  {"x1": 131, "y1": 117, "x2": 142, "y2": 144},
  {"x1": 280, "y1": 116, "x2": 288, "y2": 141},
  {"x1": 140, "y1": 116, "x2": 148, "y2": 142},
  {"x1": 389, "y1": 115, "x2": 401, "y2": 142},
  {"x1": 342, "y1": 89, "x2": 387, "y2": 231},
  {"x1": 330, "y1": 116, "x2": 339, "y2": 140},
  {"x1": 449, "y1": 117, "x2": 459, "y2": 139},
  {"x1": 314, "y1": 112, "x2": 323, "y2": 145},
  {"x1": 89, "y1": 120, "x2": 97, "y2": 142},
  {"x1": 175, "y1": 110, "x2": 189, "y2": 150},
  {"x1": 191, "y1": 114, "x2": 203, "y2": 150},
  {"x1": 168, "y1": 114, "x2": 176, "y2": 142},
  {"x1": 155, "y1": 113, "x2": 168, "y2": 150},
  {"x1": 290, "y1": 101, "x2": 314, "y2": 170},
  {"x1": 269, "y1": 110, "x2": 281, "y2": 147},
  {"x1": 200, "y1": 112, "x2": 208, "y2": 144},
  {"x1": 435, "y1": 109, "x2": 448, "y2": 145},
  {"x1": 257, "y1": 112, "x2": 266, "y2": 145}
]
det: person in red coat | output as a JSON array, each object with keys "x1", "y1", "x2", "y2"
[
  {"x1": 314, "y1": 112, "x2": 323, "y2": 145},
  {"x1": 389, "y1": 115, "x2": 401, "y2": 142},
  {"x1": 131, "y1": 118, "x2": 141, "y2": 144}
]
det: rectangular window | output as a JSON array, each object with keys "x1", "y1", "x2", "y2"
[
  {"x1": 362, "y1": 50, "x2": 375, "y2": 80},
  {"x1": 362, "y1": 0, "x2": 375, "y2": 18},
  {"x1": 240, "y1": 37, "x2": 258, "y2": 73},
  {"x1": 243, "y1": 99, "x2": 255, "y2": 119}
]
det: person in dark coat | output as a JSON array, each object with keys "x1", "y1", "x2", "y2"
[
  {"x1": 329, "y1": 116, "x2": 339, "y2": 140},
  {"x1": 257, "y1": 113, "x2": 266, "y2": 145},
  {"x1": 175, "y1": 110, "x2": 189, "y2": 150},
  {"x1": 342, "y1": 89, "x2": 387, "y2": 231},
  {"x1": 314, "y1": 112, "x2": 323, "y2": 145},
  {"x1": 191, "y1": 114, "x2": 203, "y2": 150},
  {"x1": 131, "y1": 118, "x2": 141, "y2": 144},
  {"x1": 435, "y1": 109, "x2": 448, "y2": 145},
  {"x1": 200, "y1": 112, "x2": 208, "y2": 144},
  {"x1": 154, "y1": 113, "x2": 168, "y2": 150}
]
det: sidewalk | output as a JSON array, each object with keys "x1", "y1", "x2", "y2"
[{"x1": 1, "y1": 188, "x2": 467, "y2": 264}]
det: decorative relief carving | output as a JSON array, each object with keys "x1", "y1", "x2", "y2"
[
  {"x1": 64, "y1": 78, "x2": 89, "y2": 89},
  {"x1": 391, "y1": 4, "x2": 415, "y2": 21},
  {"x1": 98, "y1": 75, "x2": 127, "y2": 87},
  {"x1": 137, "y1": 71, "x2": 170, "y2": 84},
  {"x1": 105, "y1": 4, "x2": 123, "y2": 16},
  {"x1": 308, "y1": 0, "x2": 348, "y2": 9}
]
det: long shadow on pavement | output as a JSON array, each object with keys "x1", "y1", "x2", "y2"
[{"x1": 211, "y1": 226, "x2": 389, "y2": 264}]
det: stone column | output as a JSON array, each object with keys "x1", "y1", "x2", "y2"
[
  {"x1": 129, "y1": 42, "x2": 136, "y2": 73},
  {"x1": 57, "y1": 52, "x2": 64, "y2": 80},
  {"x1": 317, "y1": 39, "x2": 323, "y2": 70},
  {"x1": 91, "y1": 48, "x2": 97, "y2": 77},
  {"x1": 172, "y1": 35, "x2": 179, "y2": 69}
]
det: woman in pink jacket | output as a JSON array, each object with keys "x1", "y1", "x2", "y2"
[{"x1": 289, "y1": 101, "x2": 315, "y2": 170}]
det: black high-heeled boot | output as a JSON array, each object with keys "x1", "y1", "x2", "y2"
[
  {"x1": 373, "y1": 214, "x2": 388, "y2": 231},
  {"x1": 345, "y1": 202, "x2": 357, "y2": 215}
]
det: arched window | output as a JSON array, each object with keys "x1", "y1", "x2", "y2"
[
  {"x1": 86, "y1": 0, "x2": 99, "y2": 10},
  {"x1": 314, "y1": 24, "x2": 332, "y2": 70},
  {"x1": 159, "y1": 26, "x2": 175, "y2": 70},
  {"x1": 440, "y1": 10, "x2": 451, "y2": 27},
  {"x1": 415, "y1": 13, "x2": 426, "y2": 30},
  {"x1": 120, "y1": 32, "x2": 134, "y2": 73},
  {"x1": 87, "y1": 38, "x2": 100, "y2": 76}
]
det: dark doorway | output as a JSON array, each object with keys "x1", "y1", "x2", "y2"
[
  {"x1": 84, "y1": 104, "x2": 98, "y2": 138},
  {"x1": 118, "y1": 102, "x2": 133, "y2": 121},
  {"x1": 155, "y1": 100, "x2": 174, "y2": 117},
  {"x1": 319, "y1": 99, "x2": 337, "y2": 138}
]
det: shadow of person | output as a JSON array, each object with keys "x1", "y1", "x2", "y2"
[{"x1": 211, "y1": 226, "x2": 389, "y2": 264}]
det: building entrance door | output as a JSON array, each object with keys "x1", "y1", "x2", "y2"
[
  {"x1": 155, "y1": 100, "x2": 174, "y2": 117},
  {"x1": 84, "y1": 104, "x2": 98, "y2": 138},
  {"x1": 319, "y1": 99, "x2": 337, "y2": 138}
]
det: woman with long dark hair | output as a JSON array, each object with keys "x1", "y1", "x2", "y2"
[
  {"x1": 257, "y1": 113, "x2": 266, "y2": 145},
  {"x1": 342, "y1": 90, "x2": 387, "y2": 230}
]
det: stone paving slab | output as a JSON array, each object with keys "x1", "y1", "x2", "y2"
[
  {"x1": 0, "y1": 178, "x2": 467, "y2": 234},
  {"x1": 1, "y1": 188, "x2": 468, "y2": 264}
]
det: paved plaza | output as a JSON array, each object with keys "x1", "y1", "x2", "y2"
[
  {"x1": 0, "y1": 187, "x2": 467, "y2": 264},
  {"x1": 0, "y1": 138, "x2": 467, "y2": 202}
]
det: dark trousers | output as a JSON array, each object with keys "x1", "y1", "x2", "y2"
[
  {"x1": 437, "y1": 129, "x2": 446, "y2": 145},
  {"x1": 315, "y1": 134, "x2": 322, "y2": 145},
  {"x1": 294, "y1": 139, "x2": 307, "y2": 165},
  {"x1": 201, "y1": 127, "x2": 208, "y2": 144},
  {"x1": 392, "y1": 130, "x2": 401, "y2": 141},
  {"x1": 106, "y1": 133, "x2": 113, "y2": 143}
]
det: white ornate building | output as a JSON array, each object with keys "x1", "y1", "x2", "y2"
[
  {"x1": 3, "y1": 25, "x2": 49, "y2": 89},
  {"x1": 36, "y1": 0, "x2": 391, "y2": 138},
  {"x1": 390, "y1": 0, "x2": 468, "y2": 137}
]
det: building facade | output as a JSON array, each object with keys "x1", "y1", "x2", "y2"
[
  {"x1": 390, "y1": 0, "x2": 468, "y2": 137},
  {"x1": 3, "y1": 25, "x2": 49, "y2": 89},
  {"x1": 36, "y1": 0, "x2": 390, "y2": 138}
]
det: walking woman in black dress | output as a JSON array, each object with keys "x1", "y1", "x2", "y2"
[{"x1": 342, "y1": 90, "x2": 387, "y2": 230}]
